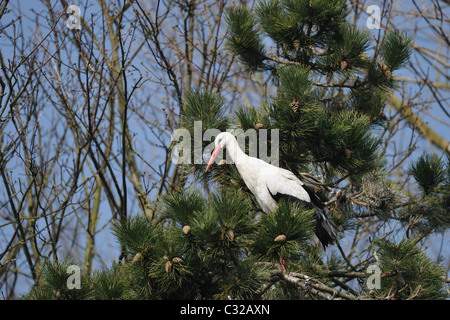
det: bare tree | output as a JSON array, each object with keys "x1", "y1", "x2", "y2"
[{"x1": 0, "y1": 0, "x2": 261, "y2": 298}]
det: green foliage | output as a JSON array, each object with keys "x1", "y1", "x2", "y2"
[
  {"x1": 91, "y1": 264, "x2": 129, "y2": 300},
  {"x1": 349, "y1": 87, "x2": 387, "y2": 121},
  {"x1": 317, "y1": 24, "x2": 371, "y2": 73},
  {"x1": 405, "y1": 192, "x2": 450, "y2": 235},
  {"x1": 181, "y1": 89, "x2": 229, "y2": 133},
  {"x1": 26, "y1": 259, "x2": 92, "y2": 300},
  {"x1": 310, "y1": 110, "x2": 379, "y2": 174},
  {"x1": 404, "y1": 154, "x2": 450, "y2": 235},
  {"x1": 276, "y1": 65, "x2": 312, "y2": 104},
  {"x1": 254, "y1": 201, "x2": 315, "y2": 263},
  {"x1": 24, "y1": 186, "x2": 317, "y2": 300},
  {"x1": 158, "y1": 188, "x2": 206, "y2": 225},
  {"x1": 107, "y1": 188, "x2": 274, "y2": 299},
  {"x1": 178, "y1": 90, "x2": 229, "y2": 177},
  {"x1": 220, "y1": 0, "x2": 410, "y2": 179},
  {"x1": 255, "y1": 0, "x2": 290, "y2": 44},
  {"x1": 190, "y1": 188, "x2": 256, "y2": 266},
  {"x1": 408, "y1": 153, "x2": 447, "y2": 194},
  {"x1": 111, "y1": 214, "x2": 161, "y2": 255},
  {"x1": 225, "y1": 6, "x2": 267, "y2": 72},
  {"x1": 214, "y1": 259, "x2": 269, "y2": 300},
  {"x1": 371, "y1": 239, "x2": 447, "y2": 300},
  {"x1": 256, "y1": 0, "x2": 349, "y2": 62},
  {"x1": 380, "y1": 31, "x2": 412, "y2": 71},
  {"x1": 210, "y1": 188, "x2": 256, "y2": 238}
]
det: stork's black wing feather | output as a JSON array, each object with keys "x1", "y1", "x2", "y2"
[{"x1": 301, "y1": 184, "x2": 324, "y2": 209}]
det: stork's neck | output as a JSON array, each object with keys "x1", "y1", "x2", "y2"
[
  {"x1": 225, "y1": 137, "x2": 248, "y2": 168},
  {"x1": 224, "y1": 136, "x2": 259, "y2": 196}
]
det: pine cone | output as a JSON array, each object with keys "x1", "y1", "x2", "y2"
[
  {"x1": 290, "y1": 98, "x2": 299, "y2": 113},
  {"x1": 182, "y1": 225, "x2": 191, "y2": 235},
  {"x1": 274, "y1": 234, "x2": 287, "y2": 243},
  {"x1": 253, "y1": 123, "x2": 263, "y2": 130},
  {"x1": 385, "y1": 70, "x2": 392, "y2": 81},
  {"x1": 132, "y1": 252, "x2": 142, "y2": 264},
  {"x1": 165, "y1": 260, "x2": 172, "y2": 273},
  {"x1": 225, "y1": 229, "x2": 235, "y2": 242},
  {"x1": 172, "y1": 257, "x2": 184, "y2": 264},
  {"x1": 378, "y1": 62, "x2": 392, "y2": 81},
  {"x1": 345, "y1": 148, "x2": 351, "y2": 159}
]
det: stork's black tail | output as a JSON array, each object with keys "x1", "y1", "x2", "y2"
[
  {"x1": 302, "y1": 185, "x2": 337, "y2": 249},
  {"x1": 313, "y1": 207, "x2": 337, "y2": 249}
]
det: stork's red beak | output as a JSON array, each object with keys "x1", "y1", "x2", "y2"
[{"x1": 205, "y1": 146, "x2": 222, "y2": 172}]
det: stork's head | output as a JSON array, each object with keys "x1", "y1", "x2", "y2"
[
  {"x1": 214, "y1": 132, "x2": 235, "y2": 149},
  {"x1": 205, "y1": 132, "x2": 235, "y2": 172}
]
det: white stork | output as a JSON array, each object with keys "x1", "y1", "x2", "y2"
[{"x1": 205, "y1": 132, "x2": 337, "y2": 249}]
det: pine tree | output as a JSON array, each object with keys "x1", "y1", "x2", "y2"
[{"x1": 24, "y1": 0, "x2": 449, "y2": 300}]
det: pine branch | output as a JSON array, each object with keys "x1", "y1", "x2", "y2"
[
  {"x1": 327, "y1": 270, "x2": 366, "y2": 278},
  {"x1": 269, "y1": 269, "x2": 358, "y2": 300}
]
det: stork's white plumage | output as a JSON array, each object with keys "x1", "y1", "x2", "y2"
[{"x1": 206, "y1": 132, "x2": 337, "y2": 249}]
